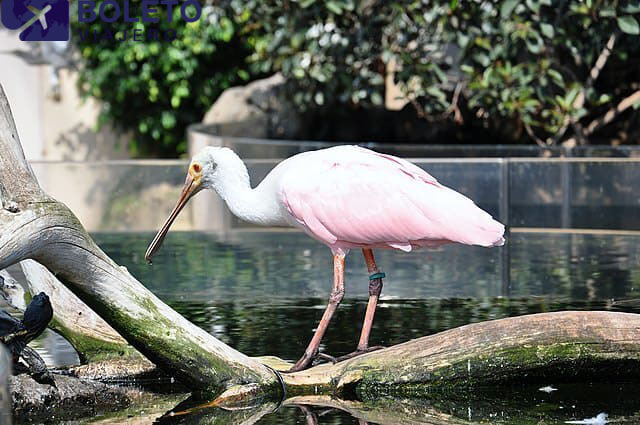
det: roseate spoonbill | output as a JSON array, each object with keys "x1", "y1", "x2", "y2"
[{"x1": 145, "y1": 145, "x2": 505, "y2": 372}]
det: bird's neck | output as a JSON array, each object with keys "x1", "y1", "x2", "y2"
[{"x1": 212, "y1": 160, "x2": 282, "y2": 226}]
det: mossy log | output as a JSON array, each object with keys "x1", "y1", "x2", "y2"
[
  {"x1": 1, "y1": 84, "x2": 640, "y2": 406},
  {"x1": 0, "y1": 85, "x2": 277, "y2": 395},
  {"x1": 207, "y1": 310, "x2": 640, "y2": 405},
  {"x1": 1, "y1": 264, "x2": 158, "y2": 382},
  {"x1": 7, "y1": 261, "x2": 139, "y2": 362}
]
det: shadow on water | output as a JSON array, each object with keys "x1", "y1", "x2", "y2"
[{"x1": 55, "y1": 230, "x2": 640, "y2": 423}]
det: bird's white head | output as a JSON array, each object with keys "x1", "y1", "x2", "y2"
[
  {"x1": 188, "y1": 146, "x2": 249, "y2": 192},
  {"x1": 145, "y1": 146, "x2": 248, "y2": 263}
]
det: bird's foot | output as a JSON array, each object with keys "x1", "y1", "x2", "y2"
[
  {"x1": 286, "y1": 350, "x2": 338, "y2": 372},
  {"x1": 335, "y1": 345, "x2": 385, "y2": 362},
  {"x1": 286, "y1": 350, "x2": 317, "y2": 373},
  {"x1": 316, "y1": 353, "x2": 338, "y2": 364},
  {"x1": 286, "y1": 346, "x2": 384, "y2": 373}
]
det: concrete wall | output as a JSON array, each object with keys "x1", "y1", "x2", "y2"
[{"x1": 0, "y1": 30, "x2": 127, "y2": 161}]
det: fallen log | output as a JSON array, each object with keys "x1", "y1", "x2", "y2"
[
  {"x1": 208, "y1": 310, "x2": 640, "y2": 405},
  {"x1": 1, "y1": 262, "x2": 160, "y2": 383},
  {"x1": 1, "y1": 83, "x2": 640, "y2": 409},
  {"x1": 294, "y1": 310, "x2": 640, "y2": 394},
  {"x1": 0, "y1": 85, "x2": 277, "y2": 395},
  {"x1": 2, "y1": 261, "x2": 138, "y2": 364}
]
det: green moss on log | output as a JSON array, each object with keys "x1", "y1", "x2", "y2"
[
  {"x1": 50, "y1": 317, "x2": 140, "y2": 363},
  {"x1": 356, "y1": 342, "x2": 640, "y2": 399},
  {"x1": 84, "y1": 295, "x2": 279, "y2": 396}
]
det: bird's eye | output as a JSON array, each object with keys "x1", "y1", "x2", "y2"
[{"x1": 192, "y1": 163, "x2": 202, "y2": 173}]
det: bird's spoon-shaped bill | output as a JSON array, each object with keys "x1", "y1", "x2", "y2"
[{"x1": 145, "y1": 173, "x2": 200, "y2": 263}]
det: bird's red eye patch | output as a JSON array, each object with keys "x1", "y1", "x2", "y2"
[{"x1": 192, "y1": 163, "x2": 202, "y2": 173}]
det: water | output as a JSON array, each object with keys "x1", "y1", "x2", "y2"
[{"x1": 34, "y1": 230, "x2": 640, "y2": 423}]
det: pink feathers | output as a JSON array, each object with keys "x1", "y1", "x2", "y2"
[{"x1": 281, "y1": 146, "x2": 505, "y2": 253}]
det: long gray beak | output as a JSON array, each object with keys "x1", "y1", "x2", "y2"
[{"x1": 145, "y1": 174, "x2": 200, "y2": 263}]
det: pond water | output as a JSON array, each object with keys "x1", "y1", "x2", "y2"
[{"x1": 32, "y1": 230, "x2": 640, "y2": 424}]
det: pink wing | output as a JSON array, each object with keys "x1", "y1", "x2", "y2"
[{"x1": 281, "y1": 146, "x2": 505, "y2": 253}]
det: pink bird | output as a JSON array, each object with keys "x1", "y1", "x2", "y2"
[{"x1": 145, "y1": 145, "x2": 505, "y2": 372}]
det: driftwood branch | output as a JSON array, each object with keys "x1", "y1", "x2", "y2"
[
  {"x1": 0, "y1": 90, "x2": 42, "y2": 207},
  {"x1": 0, "y1": 199, "x2": 277, "y2": 393},
  {"x1": 0, "y1": 84, "x2": 278, "y2": 395},
  {"x1": 281, "y1": 311, "x2": 640, "y2": 397},
  {"x1": 203, "y1": 310, "x2": 640, "y2": 410},
  {"x1": 21, "y1": 260, "x2": 133, "y2": 361},
  {"x1": 1, "y1": 263, "x2": 160, "y2": 382}
]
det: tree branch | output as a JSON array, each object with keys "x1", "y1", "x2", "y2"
[
  {"x1": 551, "y1": 33, "x2": 616, "y2": 145},
  {"x1": 585, "y1": 89, "x2": 640, "y2": 136},
  {"x1": 523, "y1": 120, "x2": 547, "y2": 147}
]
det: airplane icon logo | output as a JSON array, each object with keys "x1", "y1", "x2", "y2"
[{"x1": 1, "y1": 0, "x2": 69, "y2": 41}]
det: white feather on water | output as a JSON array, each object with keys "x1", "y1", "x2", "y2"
[{"x1": 565, "y1": 413, "x2": 608, "y2": 424}]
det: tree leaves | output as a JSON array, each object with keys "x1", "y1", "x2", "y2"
[
  {"x1": 617, "y1": 15, "x2": 640, "y2": 34},
  {"x1": 501, "y1": 0, "x2": 519, "y2": 18},
  {"x1": 73, "y1": 0, "x2": 640, "y2": 153},
  {"x1": 540, "y1": 23, "x2": 554, "y2": 38},
  {"x1": 72, "y1": 3, "x2": 256, "y2": 157}
]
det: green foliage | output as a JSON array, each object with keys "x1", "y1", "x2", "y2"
[
  {"x1": 392, "y1": 0, "x2": 640, "y2": 143},
  {"x1": 72, "y1": 3, "x2": 256, "y2": 157},
  {"x1": 75, "y1": 0, "x2": 640, "y2": 154},
  {"x1": 228, "y1": 0, "x2": 392, "y2": 108},
  {"x1": 229, "y1": 0, "x2": 640, "y2": 144}
]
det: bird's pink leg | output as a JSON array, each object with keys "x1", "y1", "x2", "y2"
[
  {"x1": 288, "y1": 254, "x2": 345, "y2": 373},
  {"x1": 357, "y1": 248, "x2": 383, "y2": 351}
]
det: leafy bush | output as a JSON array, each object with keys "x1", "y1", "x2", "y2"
[
  {"x1": 75, "y1": 0, "x2": 640, "y2": 155},
  {"x1": 73, "y1": 3, "x2": 257, "y2": 157},
  {"x1": 229, "y1": 0, "x2": 392, "y2": 108},
  {"x1": 230, "y1": 0, "x2": 640, "y2": 145}
]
